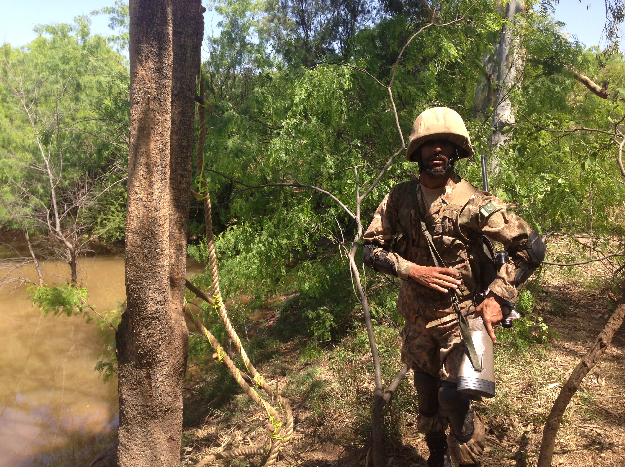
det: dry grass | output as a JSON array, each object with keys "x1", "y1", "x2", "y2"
[{"x1": 182, "y1": 236, "x2": 625, "y2": 466}]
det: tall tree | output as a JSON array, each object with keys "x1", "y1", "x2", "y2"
[
  {"x1": 472, "y1": 0, "x2": 525, "y2": 178},
  {"x1": 115, "y1": 0, "x2": 202, "y2": 465},
  {"x1": 0, "y1": 23, "x2": 129, "y2": 284}
]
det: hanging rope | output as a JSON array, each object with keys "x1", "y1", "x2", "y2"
[
  {"x1": 183, "y1": 304, "x2": 293, "y2": 467},
  {"x1": 186, "y1": 78, "x2": 293, "y2": 466}
]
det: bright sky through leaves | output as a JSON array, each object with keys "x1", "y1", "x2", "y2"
[
  {"x1": 0, "y1": 0, "x2": 615, "y2": 51},
  {"x1": 553, "y1": 0, "x2": 619, "y2": 50}
]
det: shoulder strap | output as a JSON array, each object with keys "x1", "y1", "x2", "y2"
[
  {"x1": 411, "y1": 180, "x2": 483, "y2": 372},
  {"x1": 448, "y1": 179, "x2": 477, "y2": 208}
]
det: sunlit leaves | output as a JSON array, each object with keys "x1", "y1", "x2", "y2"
[
  {"x1": 0, "y1": 19, "x2": 129, "y2": 240},
  {"x1": 29, "y1": 284, "x2": 89, "y2": 317}
]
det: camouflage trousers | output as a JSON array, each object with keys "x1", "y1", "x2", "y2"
[
  {"x1": 399, "y1": 292, "x2": 478, "y2": 381},
  {"x1": 417, "y1": 408, "x2": 486, "y2": 465},
  {"x1": 400, "y1": 292, "x2": 487, "y2": 464}
]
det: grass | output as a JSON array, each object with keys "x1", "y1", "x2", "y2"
[{"x1": 181, "y1": 237, "x2": 625, "y2": 466}]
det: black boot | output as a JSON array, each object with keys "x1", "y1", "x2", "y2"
[{"x1": 425, "y1": 433, "x2": 451, "y2": 467}]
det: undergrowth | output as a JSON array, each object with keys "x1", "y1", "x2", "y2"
[{"x1": 179, "y1": 237, "x2": 623, "y2": 465}]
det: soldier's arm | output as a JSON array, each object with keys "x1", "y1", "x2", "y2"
[
  {"x1": 362, "y1": 189, "x2": 412, "y2": 278},
  {"x1": 461, "y1": 195, "x2": 545, "y2": 303},
  {"x1": 363, "y1": 188, "x2": 461, "y2": 292}
]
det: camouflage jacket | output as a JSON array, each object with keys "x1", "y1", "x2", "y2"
[{"x1": 362, "y1": 173, "x2": 535, "y2": 304}]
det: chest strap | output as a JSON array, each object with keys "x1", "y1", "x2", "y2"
[
  {"x1": 448, "y1": 179, "x2": 478, "y2": 208},
  {"x1": 412, "y1": 180, "x2": 483, "y2": 372}
]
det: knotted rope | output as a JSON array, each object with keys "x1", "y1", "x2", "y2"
[{"x1": 186, "y1": 79, "x2": 293, "y2": 466}]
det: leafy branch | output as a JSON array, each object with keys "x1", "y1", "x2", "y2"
[{"x1": 199, "y1": 7, "x2": 476, "y2": 464}]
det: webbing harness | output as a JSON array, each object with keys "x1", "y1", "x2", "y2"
[{"x1": 411, "y1": 180, "x2": 483, "y2": 372}]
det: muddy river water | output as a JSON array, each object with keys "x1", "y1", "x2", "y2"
[{"x1": 0, "y1": 253, "x2": 202, "y2": 466}]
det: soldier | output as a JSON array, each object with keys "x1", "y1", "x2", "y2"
[{"x1": 362, "y1": 107, "x2": 545, "y2": 467}]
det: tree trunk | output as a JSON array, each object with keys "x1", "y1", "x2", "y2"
[
  {"x1": 24, "y1": 229, "x2": 44, "y2": 287},
  {"x1": 473, "y1": 1, "x2": 525, "y2": 174},
  {"x1": 116, "y1": 1, "x2": 203, "y2": 466},
  {"x1": 489, "y1": 1, "x2": 524, "y2": 153},
  {"x1": 69, "y1": 246, "x2": 78, "y2": 285}
]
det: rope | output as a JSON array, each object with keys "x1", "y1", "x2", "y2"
[
  {"x1": 195, "y1": 77, "x2": 270, "y2": 391},
  {"x1": 187, "y1": 83, "x2": 293, "y2": 466},
  {"x1": 183, "y1": 305, "x2": 294, "y2": 465},
  {"x1": 196, "y1": 443, "x2": 268, "y2": 466},
  {"x1": 264, "y1": 439, "x2": 282, "y2": 466}
]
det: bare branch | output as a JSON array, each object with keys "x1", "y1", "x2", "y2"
[
  {"x1": 205, "y1": 168, "x2": 356, "y2": 219},
  {"x1": 359, "y1": 147, "x2": 405, "y2": 202},
  {"x1": 388, "y1": 88, "x2": 405, "y2": 149},
  {"x1": 339, "y1": 63, "x2": 386, "y2": 88},
  {"x1": 543, "y1": 252, "x2": 625, "y2": 266},
  {"x1": 24, "y1": 229, "x2": 43, "y2": 287},
  {"x1": 518, "y1": 111, "x2": 620, "y2": 137},
  {"x1": 566, "y1": 66, "x2": 609, "y2": 99},
  {"x1": 618, "y1": 137, "x2": 625, "y2": 181}
]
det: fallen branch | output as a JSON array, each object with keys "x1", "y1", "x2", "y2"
[
  {"x1": 537, "y1": 283, "x2": 625, "y2": 467},
  {"x1": 185, "y1": 279, "x2": 214, "y2": 305},
  {"x1": 543, "y1": 252, "x2": 625, "y2": 266},
  {"x1": 568, "y1": 67, "x2": 609, "y2": 99}
]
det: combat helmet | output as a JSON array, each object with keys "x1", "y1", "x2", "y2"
[{"x1": 406, "y1": 107, "x2": 473, "y2": 162}]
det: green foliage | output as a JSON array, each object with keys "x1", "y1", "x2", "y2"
[
  {"x1": 29, "y1": 284, "x2": 89, "y2": 317},
  {"x1": 516, "y1": 289, "x2": 536, "y2": 315},
  {"x1": 497, "y1": 289, "x2": 557, "y2": 351},
  {"x1": 304, "y1": 306, "x2": 335, "y2": 342},
  {"x1": 28, "y1": 283, "x2": 122, "y2": 381},
  {"x1": 93, "y1": 303, "x2": 123, "y2": 382},
  {"x1": 490, "y1": 10, "x2": 625, "y2": 235},
  {"x1": 91, "y1": 0, "x2": 130, "y2": 52},
  {"x1": 0, "y1": 17, "x2": 129, "y2": 247}
]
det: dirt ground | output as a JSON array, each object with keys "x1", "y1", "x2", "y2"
[{"x1": 181, "y1": 255, "x2": 625, "y2": 467}]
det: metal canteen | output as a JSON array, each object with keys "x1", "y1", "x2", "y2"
[{"x1": 457, "y1": 329, "x2": 496, "y2": 398}]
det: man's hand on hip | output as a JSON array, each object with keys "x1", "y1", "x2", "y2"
[
  {"x1": 475, "y1": 293, "x2": 504, "y2": 343},
  {"x1": 407, "y1": 264, "x2": 461, "y2": 293}
]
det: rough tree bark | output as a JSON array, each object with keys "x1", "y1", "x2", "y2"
[
  {"x1": 116, "y1": 1, "x2": 203, "y2": 465},
  {"x1": 473, "y1": 0, "x2": 525, "y2": 173}
]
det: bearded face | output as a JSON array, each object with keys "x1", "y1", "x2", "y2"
[{"x1": 418, "y1": 139, "x2": 458, "y2": 177}]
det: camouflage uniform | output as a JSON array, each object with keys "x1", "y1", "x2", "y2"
[{"x1": 363, "y1": 172, "x2": 536, "y2": 464}]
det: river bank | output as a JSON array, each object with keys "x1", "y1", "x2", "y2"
[{"x1": 0, "y1": 239, "x2": 202, "y2": 467}]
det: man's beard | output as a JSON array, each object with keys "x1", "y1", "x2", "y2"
[{"x1": 419, "y1": 160, "x2": 454, "y2": 177}]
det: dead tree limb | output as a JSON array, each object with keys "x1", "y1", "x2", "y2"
[
  {"x1": 537, "y1": 285, "x2": 625, "y2": 467},
  {"x1": 543, "y1": 252, "x2": 625, "y2": 266},
  {"x1": 24, "y1": 229, "x2": 43, "y2": 287},
  {"x1": 567, "y1": 67, "x2": 609, "y2": 99}
]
